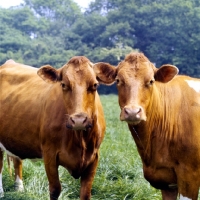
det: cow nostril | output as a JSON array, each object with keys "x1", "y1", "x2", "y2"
[
  {"x1": 135, "y1": 108, "x2": 142, "y2": 119},
  {"x1": 124, "y1": 108, "x2": 130, "y2": 115},
  {"x1": 137, "y1": 107, "x2": 142, "y2": 114},
  {"x1": 83, "y1": 117, "x2": 87, "y2": 124},
  {"x1": 70, "y1": 117, "x2": 75, "y2": 125}
]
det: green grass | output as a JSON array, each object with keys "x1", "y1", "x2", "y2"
[{"x1": 2, "y1": 95, "x2": 162, "y2": 200}]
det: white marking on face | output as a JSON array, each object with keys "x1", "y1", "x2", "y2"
[
  {"x1": 185, "y1": 80, "x2": 200, "y2": 93},
  {"x1": 0, "y1": 143, "x2": 19, "y2": 158},
  {"x1": 180, "y1": 194, "x2": 192, "y2": 200}
]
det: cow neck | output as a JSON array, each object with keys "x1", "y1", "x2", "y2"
[
  {"x1": 73, "y1": 127, "x2": 97, "y2": 167},
  {"x1": 75, "y1": 130, "x2": 87, "y2": 169},
  {"x1": 73, "y1": 129, "x2": 92, "y2": 146},
  {"x1": 131, "y1": 126, "x2": 145, "y2": 150},
  {"x1": 129, "y1": 123, "x2": 151, "y2": 165},
  {"x1": 130, "y1": 83, "x2": 173, "y2": 165},
  {"x1": 135, "y1": 82, "x2": 183, "y2": 166},
  {"x1": 147, "y1": 82, "x2": 181, "y2": 142}
]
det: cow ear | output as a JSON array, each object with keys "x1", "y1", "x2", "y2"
[
  {"x1": 93, "y1": 62, "x2": 117, "y2": 85},
  {"x1": 154, "y1": 64, "x2": 179, "y2": 83},
  {"x1": 37, "y1": 65, "x2": 59, "y2": 83}
]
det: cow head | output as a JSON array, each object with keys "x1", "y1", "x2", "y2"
[
  {"x1": 93, "y1": 52, "x2": 178, "y2": 125},
  {"x1": 37, "y1": 56, "x2": 100, "y2": 130}
]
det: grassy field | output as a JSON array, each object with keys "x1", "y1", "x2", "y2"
[{"x1": 2, "y1": 95, "x2": 161, "y2": 200}]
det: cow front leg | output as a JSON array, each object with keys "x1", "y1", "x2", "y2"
[
  {"x1": 13, "y1": 157, "x2": 24, "y2": 191},
  {"x1": 161, "y1": 188, "x2": 178, "y2": 200},
  {"x1": 7, "y1": 155, "x2": 12, "y2": 177},
  {"x1": 178, "y1": 182, "x2": 199, "y2": 200},
  {"x1": 0, "y1": 151, "x2": 4, "y2": 197},
  {"x1": 80, "y1": 154, "x2": 99, "y2": 200},
  {"x1": 44, "y1": 157, "x2": 61, "y2": 200},
  {"x1": 176, "y1": 167, "x2": 200, "y2": 200}
]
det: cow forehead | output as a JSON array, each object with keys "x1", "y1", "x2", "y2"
[
  {"x1": 117, "y1": 60, "x2": 154, "y2": 81},
  {"x1": 62, "y1": 60, "x2": 96, "y2": 84},
  {"x1": 64, "y1": 62, "x2": 94, "y2": 75},
  {"x1": 117, "y1": 52, "x2": 155, "y2": 79}
]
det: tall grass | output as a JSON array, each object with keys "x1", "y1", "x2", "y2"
[{"x1": 2, "y1": 95, "x2": 162, "y2": 200}]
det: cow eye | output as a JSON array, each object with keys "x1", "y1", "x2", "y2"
[
  {"x1": 60, "y1": 82, "x2": 68, "y2": 90},
  {"x1": 93, "y1": 83, "x2": 99, "y2": 89},
  {"x1": 146, "y1": 79, "x2": 154, "y2": 87},
  {"x1": 88, "y1": 82, "x2": 99, "y2": 92},
  {"x1": 115, "y1": 78, "x2": 120, "y2": 84},
  {"x1": 115, "y1": 78, "x2": 124, "y2": 86},
  {"x1": 149, "y1": 79, "x2": 154, "y2": 85}
]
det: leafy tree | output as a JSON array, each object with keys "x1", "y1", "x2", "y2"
[
  {"x1": 0, "y1": 7, "x2": 35, "y2": 63},
  {"x1": 72, "y1": 13, "x2": 108, "y2": 48},
  {"x1": 131, "y1": 0, "x2": 200, "y2": 77},
  {"x1": 87, "y1": 0, "x2": 200, "y2": 77},
  {"x1": 1, "y1": 0, "x2": 200, "y2": 95}
]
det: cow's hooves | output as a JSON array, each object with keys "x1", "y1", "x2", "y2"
[{"x1": 14, "y1": 182, "x2": 24, "y2": 192}]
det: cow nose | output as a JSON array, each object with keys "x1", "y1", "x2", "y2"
[
  {"x1": 124, "y1": 107, "x2": 142, "y2": 119},
  {"x1": 120, "y1": 106, "x2": 144, "y2": 124},
  {"x1": 71, "y1": 115, "x2": 87, "y2": 125},
  {"x1": 66, "y1": 113, "x2": 92, "y2": 130}
]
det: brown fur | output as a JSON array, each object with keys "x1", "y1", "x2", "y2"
[
  {"x1": 0, "y1": 57, "x2": 106, "y2": 200},
  {"x1": 94, "y1": 52, "x2": 200, "y2": 200}
]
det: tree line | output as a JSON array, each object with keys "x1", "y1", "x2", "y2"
[{"x1": 1, "y1": 0, "x2": 200, "y2": 94}]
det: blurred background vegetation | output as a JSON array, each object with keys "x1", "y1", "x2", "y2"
[{"x1": 1, "y1": 0, "x2": 200, "y2": 94}]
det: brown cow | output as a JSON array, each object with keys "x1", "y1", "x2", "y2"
[
  {"x1": 0, "y1": 57, "x2": 106, "y2": 200},
  {"x1": 93, "y1": 52, "x2": 200, "y2": 200},
  {"x1": 0, "y1": 61, "x2": 24, "y2": 197}
]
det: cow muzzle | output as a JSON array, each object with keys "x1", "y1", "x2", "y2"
[
  {"x1": 66, "y1": 113, "x2": 93, "y2": 130},
  {"x1": 120, "y1": 106, "x2": 146, "y2": 125}
]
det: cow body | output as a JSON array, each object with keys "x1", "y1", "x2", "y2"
[
  {"x1": 94, "y1": 53, "x2": 200, "y2": 200},
  {"x1": 0, "y1": 57, "x2": 106, "y2": 200}
]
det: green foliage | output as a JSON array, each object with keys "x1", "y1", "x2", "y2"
[
  {"x1": 87, "y1": 0, "x2": 200, "y2": 78},
  {"x1": 0, "y1": 0, "x2": 200, "y2": 94},
  {"x1": 2, "y1": 95, "x2": 162, "y2": 200},
  {"x1": 135, "y1": 0, "x2": 200, "y2": 77}
]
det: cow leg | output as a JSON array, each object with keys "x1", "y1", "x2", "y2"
[
  {"x1": 13, "y1": 157, "x2": 24, "y2": 191},
  {"x1": 0, "y1": 151, "x2": 4, "y2": 197},
  {"x1": 44, "y1": 157, "x2": 61, "y2": 200},
  {"x1": 7, "y1": 155, "x2": 12, "y2": 177},
  {"x1": 80, "y1": 154, "x2": 99, "y2": 200},
  {"x1": 176, "y1": 167, "x2": 200, "y2": 200},
  {"x1": 161, "y1": 188, "x2": 178, "y2": 200},
  {"x1": 178, "y1": 183, "x2": 199, "y2": 200}
]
